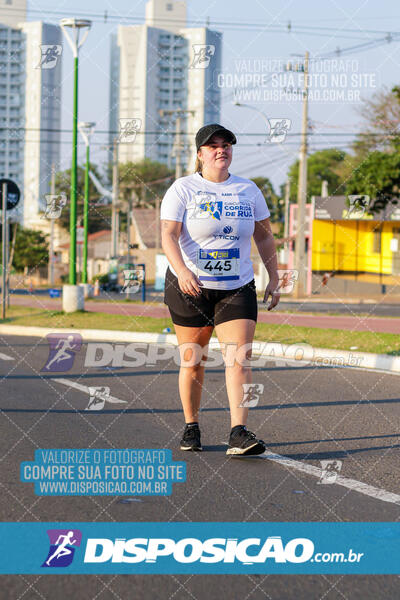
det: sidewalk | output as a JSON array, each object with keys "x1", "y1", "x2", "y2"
[
  {"x1": 1, "y1": 323, "x2": 400, "y2": 375},
  {"x1": 8, "y1": 294, "x2": 400, "y2": 334}
]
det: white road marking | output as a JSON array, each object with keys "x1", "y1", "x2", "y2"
[
  {"x1": 51, "y1": 378, "x2": 127, "y2": 404},
  {"x1": 52, "y1": 376, "x2": 399, "y2": 506},
  {"x1": 0, "y1": 352, "x2": 14, "y2": 361},
  {"x1": 261, "y1": 450, "x2": 400, "y2": 506}
]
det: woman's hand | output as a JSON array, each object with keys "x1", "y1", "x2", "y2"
[
  {"x1": 177, "y1": 267, "x2": 203, "y2": 297},
  {"x1": 263, "y1": 276, "x2": 281, "y2": 311}
]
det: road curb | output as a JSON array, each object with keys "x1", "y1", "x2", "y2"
[{"x1": 0, "y1": 324, "x2": 399, "y2": 375}]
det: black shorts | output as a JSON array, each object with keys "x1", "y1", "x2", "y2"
[{"x1": 164, "y1": 267, "x2": 258, "y2": 327}]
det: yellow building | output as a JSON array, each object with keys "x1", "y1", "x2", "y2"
[{"x1": 311, "y1": 196, "x2": 400, "y2": 276}]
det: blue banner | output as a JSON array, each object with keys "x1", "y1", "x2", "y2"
[{"x1": 0, "y1": 522, "x2": 399, "y2": 574}]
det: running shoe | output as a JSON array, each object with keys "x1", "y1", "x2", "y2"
[
  {"x1": 180, "y1": 423, "x2": 202, "y2": 451},
  {"x1": 226, "y1": 426, "x2": 266, "y2": 456}
]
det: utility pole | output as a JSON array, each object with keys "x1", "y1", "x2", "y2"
[
  {"x1": 127, "y1": 190, "x2": 135, "y2": 259},
  {"x1": 48, "y1": 163, "x2": 56, "y2": 286},
  {"x1": 283, "y1": 179, "x2": 290, "y2": 263},
  {"x1": 5, "y1": 198, "x2": 9, "y2": 307},
  {"x1": 159, "y1": 109, "x2": 195, "y2": 179},
  {"x1": 111, "y1": 138, "x2": 119, "y2": 258},
  {"x1": 175, "y1": 114, "x2": 182, "y2": 179},
  {"x1": 155, "y1": 195, "x2": 160, "y2": 253},
  {"x1": 2, "y1": 182, "x2": 6, "y2": 320},
  {"x1": 78, "y1": 121, "x2": 96, "y2": 284},
  {"x1": 293, "y1": 51, "x2": 309, "y2": 299}
]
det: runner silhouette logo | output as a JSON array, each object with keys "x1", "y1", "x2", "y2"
[
  {"x1": 41, "y1": 333, "x2": 82, "y2": 372},
  {"x1": 199, "y1": 200, "x2": 223, "y2": 220},
  {"x1": 42, "y1": 529, "x2": 82, "y2": 568}
]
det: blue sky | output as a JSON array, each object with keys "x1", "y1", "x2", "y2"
[{"x1": 26, "y1": 0, "x2": 400, "y2": 191}]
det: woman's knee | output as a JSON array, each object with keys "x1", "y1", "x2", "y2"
[
  {"x1": 222, "y1": 342, "x2": 253, "y2": 368},
  {"x1": 178, "y1": 342, "x2": 208, "y2": 368}
]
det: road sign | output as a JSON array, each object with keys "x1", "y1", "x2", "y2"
[{"x1": 0, "y1": 178, "x2": 20, "y2": 210}]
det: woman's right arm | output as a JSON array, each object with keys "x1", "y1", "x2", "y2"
[{"x1": 161, "y1": 220, "x2": 202, "y2": 297}]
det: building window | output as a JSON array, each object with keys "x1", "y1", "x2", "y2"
[
  {"x1": 373, "y1": 227, "x2": 382, "y2": 253},
  {"x1": 166, "y1": 3, "x2": 173, "y2": 10}
]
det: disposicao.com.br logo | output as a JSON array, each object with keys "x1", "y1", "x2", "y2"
[
  {"x1": 82, "y1": 536, "x2": 363, "y2": 565},
  {"x1": 28, "y1": 524, "x2": 371, "y2": 574}
]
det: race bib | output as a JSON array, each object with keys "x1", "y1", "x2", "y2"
[{"x1": 196, "y1": 248, "x2": 240, "y2": 281}]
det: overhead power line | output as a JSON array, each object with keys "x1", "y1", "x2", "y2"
[
  {"x1": 2, "y1": 5, "x2": 400, "y2": 39},
  {"x1": 1, "y1": 4, "x2": 399, "y2": 61},
  {"x1": 1, "y1": 126, "x2": 396, "y2": 137}
]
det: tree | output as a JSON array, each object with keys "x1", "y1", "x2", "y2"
[
  {"x1": 340, "y1": 86, "x2": 400, "y2": 210},
  {"x1": 287, "y1": 148, "x2": 350, "y2": 200},
  {"x1": 352, "y1": 86, "x2": 400, "y2": 157},
  {"x1": 53, "y1": 163, "x2": 112, "y2": 234},
  {"x1": 118, "y1": 158, "x2": 174, "y2": 208},
  {"x1": 346, "y1": 146, "x2": 400, "y2": 212},
  {"x1": 251, "y1": 177, "x2": 283, "y2": 222},
  {"x1": 114, "y1": 159, "x2": 174, "y2": 234},
  {"x1": 9, "y1": 227, "x2": 48, "y2": 272}
]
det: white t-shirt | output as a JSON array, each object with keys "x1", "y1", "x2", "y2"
[{"x1": 160, "y1": 172, "x2": 270, "y2": 290}]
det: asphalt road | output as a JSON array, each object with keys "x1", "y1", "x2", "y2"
[{"x1": 1, "y1": 334, "x2": 400, "y2": 599}]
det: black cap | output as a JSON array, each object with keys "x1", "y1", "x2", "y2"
[{"x1": 195, "y1": 123, "x2": 237, "y2": 151}]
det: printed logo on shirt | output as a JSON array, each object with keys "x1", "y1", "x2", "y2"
[
  {"x1": 188, "y1": 192, "x2": 222, "y2": 220},
  {"x1": 224, "y1": 200, "x2": 253, "y2": 219},
  {"x1": 222, "y1": 192, "x2": 246, "y2": 197},
  {"x1": 200, "y1": 200, "x2": 223, "y2": 220},
  {"x1": 213, "y1": 225, "x2": 240, "y2": 241}
]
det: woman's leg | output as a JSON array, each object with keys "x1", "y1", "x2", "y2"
[
  {"x1": 174, "y1": 324, "x2": 214, "y2": 423},
  {"x1": 214, "y1": 318, "x2": 256, "y2": 428}
]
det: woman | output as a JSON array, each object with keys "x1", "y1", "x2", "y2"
[{"x1": 161, "y1": 123, "x2": 280, "y2": 456}]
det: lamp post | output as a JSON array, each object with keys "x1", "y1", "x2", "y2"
[
  {"x1": 234, "y1": 102, "x2": 270, "y2": 130},
  {"x1": 78, "y1": 121, "x2": 95, "y2": 284},
  {"x1": 60, "y1": 18, "x2": 91, "y2": 293}
]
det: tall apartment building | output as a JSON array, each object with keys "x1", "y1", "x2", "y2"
[
  {"x1": 0, "y1": 1, "x2": 62, "y2": 229},
  {"x1": 109, "y1": 0, "x2": 222, "y2": 173},
  {"x1": 20, "y1": 21, "x2": 62, "y2": 230}
]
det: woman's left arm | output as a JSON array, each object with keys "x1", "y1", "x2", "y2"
[{"x1": 253, "y1": 218, "x2": 280, "y2": 310}]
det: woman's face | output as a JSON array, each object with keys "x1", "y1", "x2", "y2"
[{"x1": 197, "y1": 134, "x2": 233, "y2": 171}]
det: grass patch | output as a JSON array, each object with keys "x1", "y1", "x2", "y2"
[
  {"x1": 1, "y1": 306, "x2": 173, "y2": 334},
  {"x1": 1, "y1": 306, "x2": 400, "y2": 355},
  {"x1": 87, "y1": 297, "x2": 147, "y2": 304},
  {"x1": 253, "y1": 323, "x2": 399, "y2": 355}
]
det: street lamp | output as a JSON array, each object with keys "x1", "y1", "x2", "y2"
[
  {"x1": 60, "y1": 18, "x2": 91, "y2": 291},
  {"x1": 78, "y1": 121, "x2": 95, "y2": 284},
  {"x1": 234, "y1": 101, "x2": 270, "y2": 134}
]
